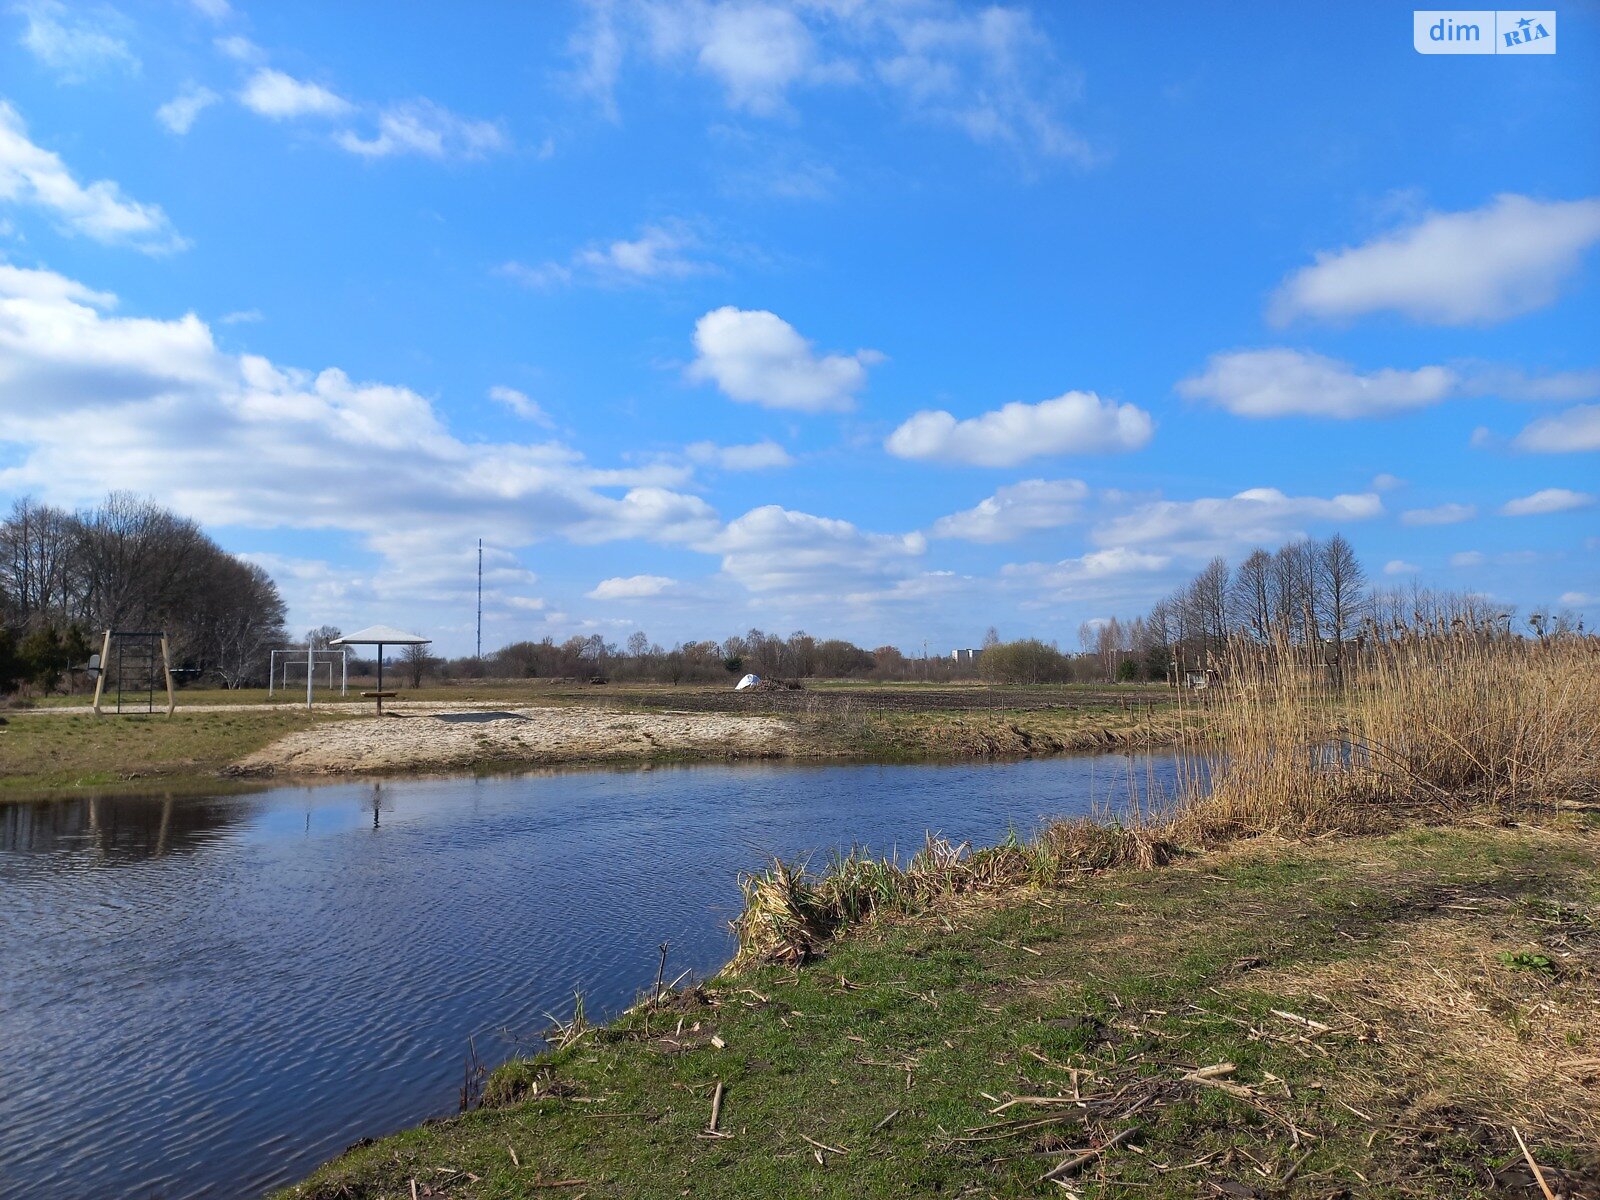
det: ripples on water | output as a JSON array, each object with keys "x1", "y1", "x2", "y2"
[{"x1": 0, "y1": 754, "x2": 1178, "y2": 1199}]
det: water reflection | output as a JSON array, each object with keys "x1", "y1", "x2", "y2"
[
  {"x1": 0, "y1": 753, "x2": 1179, "y2": 1200},
  {"x1": 1, "y1": 792, "x2": 254, "y2": 859}
]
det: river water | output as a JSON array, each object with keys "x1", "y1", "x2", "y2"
[{"x1": 0, "y1": 754, "x2": 1177, "y2": 1199}]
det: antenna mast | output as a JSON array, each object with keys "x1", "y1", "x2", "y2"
[{"x1": 476, "y1": 538, "x2": 483, "y2": 660}]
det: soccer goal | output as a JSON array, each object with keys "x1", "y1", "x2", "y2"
[{"x1": 269, "y1": 647, "x2": 350, "y2": 706}]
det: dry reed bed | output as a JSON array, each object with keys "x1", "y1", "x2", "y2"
[
  {"x1": 733, "y1": 628, "x2": 1600, "y2": 966},
  {"x1": 1174, "y1": 626, "x2": 1600, "y2": 844}
]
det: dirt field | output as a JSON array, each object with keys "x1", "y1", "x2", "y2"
[
  {"x1": 564, "y1": 682, "x2": 1170, "y2": 717},
  {"x1": 229, "y1": 706, "x2": 800, "y2": 776}
]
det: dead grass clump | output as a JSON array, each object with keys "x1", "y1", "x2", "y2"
[
  {"x1": 732, "y1": 823, "x2": 1177, "y2": 965},
  {"x1": 1172, "y1": 626, "x2": 1600, "y2": 843},
  {"x1": 1038, "y1": 818, "x2": 1179, "y2": 871}
]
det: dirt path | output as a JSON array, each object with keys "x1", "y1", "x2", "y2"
[{"x1": 230, "y1": 706, "x2": 802, "y2": 776}]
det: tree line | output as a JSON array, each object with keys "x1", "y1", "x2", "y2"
[
  {"x1": 478, "y1": 628, "x2": 900, "y2": 686},
  {"x1": 1074, "y1": 534, "x2": 1582, "y2": 685},
  {"x1": 0, "y1": 494, "x2": 287, "y2": 694}
]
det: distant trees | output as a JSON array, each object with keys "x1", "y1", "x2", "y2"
[
  {"x1": 0, "y1": 493, "x2": 288, "y2": 693},
  {"x1": 482, "y1": 626, "x2": 939, "y2": 686},
  {"x1": 979, "y1": 639, "x2": 1071, "y2": 684},
  {"x1": 1101, "y1": 533, "x2": 1529, "y2": 685},
  {"x1": 402, "y1": 642, "x2": 436, "y2": 688}
]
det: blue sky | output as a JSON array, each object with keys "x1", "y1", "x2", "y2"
[{"x1": 0, "y1": 1, "x2": 1596, "y2": 655}]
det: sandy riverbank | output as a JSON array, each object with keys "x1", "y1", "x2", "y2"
[{"x1": 229, "y1": 705, "x2": 801, "y2": 776}]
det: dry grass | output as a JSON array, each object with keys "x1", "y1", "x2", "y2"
[
  {"x1": 1172, "y1": 625, "x2": 1600, "y2": 844},
  {"x1": 732, "y1": 627, "x2": 1600, "y2": 966},
  {"x1": 1240, "y1": 886, "x2": 1600, "y2": 1149},
  {"x1": 732, "y1": 823, "x2": 1178, "y2": 965}
]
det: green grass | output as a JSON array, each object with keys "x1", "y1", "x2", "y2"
[
  {"x1": 0, "y1": 708, "x2": 351, "y2": 797},
  {"x1": 280, "y1": 823, "x2": 1600, "y2": 1200}
]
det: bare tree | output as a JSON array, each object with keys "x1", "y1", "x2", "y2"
[
  {"x1": 1230, "y1": 548, "x2": 1274, "y2": 643},
  {"x1": 0, "y1": 498, "x2": 78, "y2": 623},
  {"x1": 1270, "y1": 539, "x2": 1323, "y2": 643},
  {"x1": 1187, "y1": 557, "x2": 1231, "y2": 661},
  {"x1": 205, "y1": 561, "x2": 289, "y2": 688},
  {"x1": 1318, "y1": 534, "x2": 1367, "y2": 682},
  {"x1": 402, "y1": 642, "x2": 435, "y2": 688},
  {"x1": 0, "y1": 493, "x2": 289, "y2": 690}
]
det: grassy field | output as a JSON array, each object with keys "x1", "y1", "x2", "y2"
[
  {"x1": 281, "y1": 821, "x2": 1600, "y2": 1200},
  {"x1": 1, "y1": 681, "x2": 1184, "y2": 800},
  {"x1": 0, "y1": 707, "x2": 350, "y2": 796}
]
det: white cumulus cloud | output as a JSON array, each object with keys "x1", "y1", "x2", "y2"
[
  {"x1": 156, "y1": 85, "x2": 219, "y2": 135},
  {"x1": 587, "y1": 574, "x2": 677, "y2": 600},
  {"x1": 16, "y1": 0, "x2": 137, "y2": 80},
  {"x1": 1383, "y1": 560, "x2": 1420, "y2": 576},
  {"x1": 930, "y1": 479, "x2": 1088, "y2": 542},
  {"x1": 0, "y1": 102, "x2": 184, "y2": 252},
  {"x1": 1512, "y1": 404, "x2": 1600, "y2": 453},
  {"x1": 336, "y1": 100, "x2": 507, "y2": 160},
  {"x1": 688, "y1": 306, "x2": 881, "y2": 413},
  {"x1": 503, "y1": 222, "x2": 713, "y2": 289},
  {"x1": 0, "y1": 262, "x2": 720, "y2": 605},
  {"x1": 1000, "y1": 547, "x2": 1171, "y2": 606},
  {"x1": 706, "y1": 505, "x2": 924, "y2": 596},
  {"x1": 1179, "y1": 349, "x2": 1455, "y2": 419},
  {"x1": 569, "y1": 1, "x2": 1092, "y2": 162},
  {"x1": 1094, "y1": 488, "x2": 1383, "y2": 555},
  {"x1": 239, "y1": 69, "x2": 353, "y2": 119},
  {"x1": 488, "y1": 385, "x2": 554, "y2": 428},
  {"x1": 1501, "y1": 488, "x2": 1596, "y2": 517},
  {"x1": 886, "y1": 392, "x2": 1152, "y2": 466},
  {"x1": 1270, "y1": 194, "x2": 1600, "y2": 326}
]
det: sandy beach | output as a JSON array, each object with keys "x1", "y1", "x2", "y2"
[{"x1": 229, "y1": 705, "x2": 800, "y2": 776}]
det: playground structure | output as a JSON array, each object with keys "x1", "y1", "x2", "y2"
[
  {"x1": 268, "y1": 647, "x2": 350, "y2": 707},
  {"x1": 90, "y1": 630, "x2": 176, "y2": 716}
]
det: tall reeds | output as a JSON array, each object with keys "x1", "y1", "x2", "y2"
[
  {"x1": 1172, "y1": 621, "x2": 1599, "y2": 842},
  {"x1": 730, "y1": 623, "x2": 1598, "y2": 966}
]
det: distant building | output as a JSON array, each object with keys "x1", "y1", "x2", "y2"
[{"x1": 951, "y1": 648, "x2": 980, "y2": 663}]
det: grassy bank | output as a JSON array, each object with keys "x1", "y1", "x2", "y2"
[
  {"x1": 282, "y1": 821, "x2": 1599, "y2": 1200},
  {"x1": 279, "y1": 626, "x2": 1599, "y2": 1198},
  {"x1": 0, "y1": 707, "x2": 349, "y2": 797}
]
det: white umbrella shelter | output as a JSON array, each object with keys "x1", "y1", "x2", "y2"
[{"x1": 330, "y1": 625, "x2": 431, "y2": 714}]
